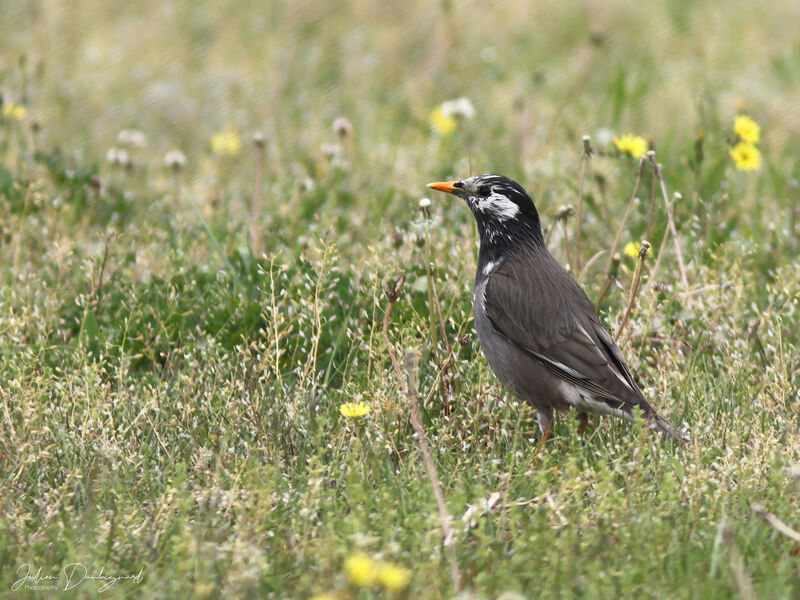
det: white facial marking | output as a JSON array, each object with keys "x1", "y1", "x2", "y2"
[
  {"x1": 475, "y1": 191, "x2": 520, "y2": 221},
  {"x1": 482, "y1": 259, "x2": 499, "y2": 277}
]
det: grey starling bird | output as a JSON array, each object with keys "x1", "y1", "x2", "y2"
[{"x1": 427, "y1": 174, "x2": 687, "y2": 443}]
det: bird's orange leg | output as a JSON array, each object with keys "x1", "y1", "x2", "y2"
[
  {"x1": 577, "y1": 412, "x2": 589, "y2": 436},
  {"x1": 539, "y1": 425, "x2": 553, "y2": 445},
  {"x1": 532, "y1": 424, "x2": 553, "y2": 465}
]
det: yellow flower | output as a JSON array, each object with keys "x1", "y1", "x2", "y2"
[
  {"x1": 339, "y1": 401, "x2": 371, "y2": 418},
  {"x1": 430, "y1": 106, "x2": 457, "y2": 136},
  {"x1": 376, "y1": 563, "x2": 411, "y2": 592},
  {"x1": 613, "y1": 134, "x2": 647, "y2": 158},
  {"x1": 210, "y1": 130, "x2": 242, "y2": 156},
  {"x1": 2, "y1": 103, "x2": 27, "y2": 120},
  {"x1": 309, "y1": 595, "x2": 337, "y2": 600},
  {"x1": 734, "y1": 114, "x2": 760, "y2": 144},
  {"x1": 623, "y1": 241, "x2": 641, "y2": 259},
  {"x1": 344, "y1": 553, "x2": 377, "y2": 587},
  {"x1": 729, "y1": 142, "x2": 762, "y2": 172}
]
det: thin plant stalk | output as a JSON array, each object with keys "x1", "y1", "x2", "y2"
[
  {"x1": 575, "y1": 135, "x2": 592, "y2": 274},
  {"x1": 752, "y1": 503, "x2": 800, "y2": 542},
  {"x1": 381, "y1": 277, "x2": 461, "y2": 592},
  {"x1": 654, "y1": 160, "x2": 689, "y2": 291},
  {"x1": 579, "y1": 248, "x2": 607, "y2": 282},
  {"x1": 646, "y1": 151, "x2": 657, "y2": 241},
  {"x1": 594, "y1": 253, "x2": 621, "y2": 310},
  {"x1": 251, "y1": 133, "x2": 265, "y2": 254},
  {"x1": 717, "y1": 520, "x2": 757, "y2": 600},
  {"x1": 644, "y1": 191, "x2": 680, "y2": 292},
  {"x1": 422, "y1": 206, "x2": 458, "y2": 407},
  {"x1": 599, "y1": 155, "x2": 646, "y2": 303},
  {"x1": 616, "y1": 241, "x2": 650, "y2": 341},
  {"x1": 544, "y1": 223, "x2": 555, "y2": 248}
]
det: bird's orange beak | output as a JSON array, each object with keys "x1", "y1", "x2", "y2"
[{"x1": 426, "y1": 181, "x2": 460, "y2": 195}]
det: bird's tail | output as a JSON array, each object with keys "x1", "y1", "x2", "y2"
[{"x1": 650, "y1": 413, "x2": 689, "y2": 443}]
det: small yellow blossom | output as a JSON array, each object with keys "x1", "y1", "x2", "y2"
[
  {"x1": 729, "y1": 142, "x2": 762, "y2": 172},
  {"x1": 309, "y1": 594, "x2": 338, "y2": 600},
  {"x1": 430, "y1": 98, "x2": 475, "y2": 136},
  {"x1": 734, "y1": 114, "x2": 760, "y2": 144},
  {"x1": 623, "y1": 241, "x2": 641, "y2": 259},
  {"x1": 339, "y1": 402, "x2": 371, "y2": 418},
  {"x1": 210, "y1": 130, "x2": 242, "y2": 156},
  {"x1": 613, "y1": 134, "x2": 647, "y2": 158},
  {"x1": 376, "y1": 563, "x2": 411, "y2": 592},
  {"x1": 3, "y1": 103, "x2": 27, "y2": 120},
  {"x1": 623, "y1": 241, "x2": 654, "y2": 260},
  {"x1": 430, "y1": 106, "x2": 457, "y2": 136},
  {"x1": 344, "y1": 553, "x2": 377, "y2": 587}
]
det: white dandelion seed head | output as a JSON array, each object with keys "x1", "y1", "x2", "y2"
[
  {"x1": 332, "y1": 116, "x2": 353, "y2": 137},
  {"x1": 164, "y1": 150, "x2": 186, "y2": 168},
  {"x1": 117, "y1": 129, "x2": 147, "y2": 148},
  {"x1": 105, "y1": 147, "x2": 130, "y2": 166},
  {"x1": 594, "y1": 128, "x2": 615, "y2": 146},
  {"x1": 440, "y1": 97, "x2": 476, "y2": 120},
  {"x1": 321, "y1": 143, "x2": 342, "y2": 160}
]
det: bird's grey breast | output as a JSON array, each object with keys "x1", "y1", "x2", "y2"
[{"x1": 472, "y1": 273, "x2": 515, "y2": 388}]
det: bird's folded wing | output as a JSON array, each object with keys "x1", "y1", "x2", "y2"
[{"x1": 483, "y1": 255, "x2": 649, "y2": 412}]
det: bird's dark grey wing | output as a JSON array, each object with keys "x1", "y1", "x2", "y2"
[{"x1": 482, "y1": 248, "x2": 653, "y2": 414}]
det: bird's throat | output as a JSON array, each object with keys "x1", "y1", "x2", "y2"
[{"x1": 475, "y1": 216, "x2": 544, "y2": 255}]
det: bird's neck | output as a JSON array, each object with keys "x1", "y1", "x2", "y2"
[
  {"x1": 476, "y1": 217, "x2": 545, "y2": 256},
  {"x1": 475, "y1": 218, "x2": 545, "y2": 283}
]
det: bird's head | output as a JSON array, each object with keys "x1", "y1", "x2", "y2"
[{"x1": 427, "y1": 174, "x2": 544, "y2": 249}]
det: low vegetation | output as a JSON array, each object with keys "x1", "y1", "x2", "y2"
[{"x1": 1, "y1": 1, "x2": 799, "y2": 598}]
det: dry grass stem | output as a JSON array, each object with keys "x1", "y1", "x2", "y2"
[
  {"x1": 751, "y1": 503, "x2": 800, "y2": 542},
  {"x1": 575, "y1": 135, "x2": 593, "y2": 274},
  {"x1": 422, "y1": 219, "x2": 458, "y2": 408},
  {"x1": 646, "y1": 150, "x2": 657, "y2": 241},
  {"x1": 251, "y1": 133, "x2": 264, "y2": 254},
  {"x1": 428, "y1": 262, "x2": 458, "y2": 409},
  {"x1": 381, "y1": 275, "x2": 461, "y2": 592},
  {"x1": 579, "y1": 248, "x2": 608, "y2": 282},
  {"x1": 91, "y1": 234, "x2": 112, "y2": 316},
  {"x1": 718, "y1": 521, "x2": 758, "y2": 600},
  {"x1": 601, "y1": 155, "x2": 646, "y2": 302},
  {"x1": 616, "y1": 241, "x2": 650, "y2": 340},
  {"x1": 654, "y1": 160, "x2": 689, "y2": 291},
  {"x1": 594, "y1": 252, "x2": 621, "y2": 310},
  {"x1": 646, "y1": 190, "x2": 681, "y2": 292}
]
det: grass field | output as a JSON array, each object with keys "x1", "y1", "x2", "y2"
[{"x1": 2, "y1": 1, "x2": 800, "y2": 598}]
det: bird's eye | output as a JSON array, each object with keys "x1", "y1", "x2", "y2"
[{"x1": 478, "y1": 185, "x2": 490, "y2": 196}]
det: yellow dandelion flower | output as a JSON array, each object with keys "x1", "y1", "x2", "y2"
[
  {"x1": 734, "y1": 114, "x2": 760, "y2": 144},
  {"x1": 210, "y1": 130, "x2": 242, "y2": 156},
  {"x1": 729, "y1": 142, "x2": 762, "y2": 172},
  {"x1": 2, "y1": 103, "x2": 27, "y2": 120},
  {"x1": 376, "y1": 563, "x2": 411, "y2": 592},
  {"x1": 344, "y1": 553, "x2": 377, "y2": 587},
  {"x1": 623, "y1": 241, "x2": 641, "y2": 259},
  {"x1": 309, "y1": 594, "x2": 338, "y2": 600},
  {"x1": 613, "y1": 134, "x2": 647, "y2": 158},
  {"x1": 339, "y1": 402, "x2": 371, "y2": 418},
  {"x1": 430, "y1": 106, "x2": 457, "y2": 137}
]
